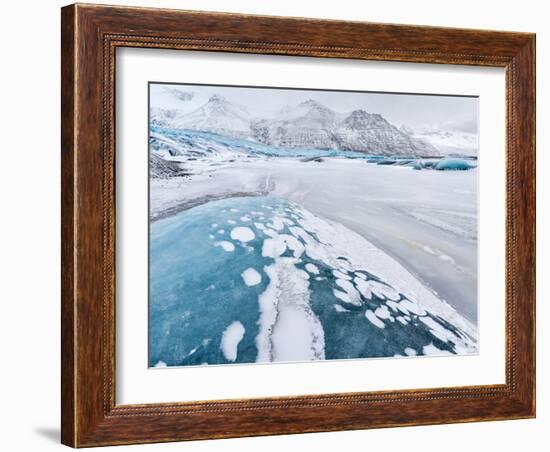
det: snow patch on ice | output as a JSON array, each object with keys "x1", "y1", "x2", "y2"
[
  {"x1": 230, "y1": 226, "x2": 255, "y2": 242},
  {"x1": 305, "y1": 263, "x2": 320, "y2": 274},
  {"x1": 241, "y1": 268, "x2": 262, "y2": 286},
  {"x1": 262, "y1": 234, "x2": 304, "y2": 259},
  {"x1": 333, "y1": 270, "x2": 351, "y2": 280},
  {"x1": 220, "y1": 321, "x2": 245, "y2": 362},
  {"x1": 256, "y1": 257, "x2": 325, "y2": 363},
  {"x1": 365, "y1": 310, "x2": 385, "y2": 329},
  {"x1": 215, "y1": 241, "x2": 235, "y2": 252},
  {"x1": 374, "y1": 305, "x2": 393, "y2": 320},
  {"x1": 335, "y1": 279, "x2": 361, "y2": 306},
  {"x1": 423, "y1": 343, "x2": 454, "y2": 356}
]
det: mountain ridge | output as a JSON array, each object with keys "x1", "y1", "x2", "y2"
[{"x1": 151, "y1": 94, "x2": 439, "y2": 156}]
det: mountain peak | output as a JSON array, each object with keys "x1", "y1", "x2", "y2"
[
  {"x1": 343, "y1": 109, "x2": 390, "y2": 130},
  {"x1": 208, "y1": 94, "x2": 228, "y2": 103},
  {"x1": 299, "y1": 98, "x2": 325, "y2": 107}
]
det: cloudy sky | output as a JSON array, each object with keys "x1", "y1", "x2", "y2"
[{"x1": 150, "y1": 82, "x2": 478, "y2": 133}]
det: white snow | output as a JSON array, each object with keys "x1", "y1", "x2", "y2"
[
  {"x1": 153, "y1": 360, "x2": 167, "y2": 368},
  {"x1": 241, "y1": 268, "x2": 262, "y2": 286},
  {"x1": 230, "y1": 226, "x2": 255, "y2": 242},
  {"x1": 305, "y1": 263, "x2": 320, "y2": 275},
  {"x1": 394, "y1": 299, "x2": 427, "y2": 316},
  {"x1": 333, "y1": 270, "x2": 351, "y2": 280},
  {"x1": 333, "y1": 289, "x2": 352, "y2": 304},
  {"x1": 261, "y1": 234, "x2": 304, "y2": 259},
  {"x1": 220, "y1": 321, "x2": 246, "y2": 362},
  {"x1": 335, "y1": 279, "x2": 362, "y2": 306},
  {"x1": 396, "y1": 316, "x2": 408, "y2": 325},
  {"x1": 419, "y1": 315, "x2": 464, "y2": 346},
  {"x1": 334, "y1": 304, "x2": 350, "y2": 313},
  {"x1": 404, "y1": 347, "x2": 417, "y2": 356},
  {"x1": 354, "y1": 277, "x2": 373, "y2": 300},
  {"x1": 374, "y1": 305, "x2": 393, "y2": 320},
  {"x1": 215, "y1": 241, "x2": 235, "y2": 252},
  {"x1": 267, "y1": 217, "x2": 286, "y2": 231},
  {"x1": 365, "y1": 310, "x2": 385, "y2": 329},
  {"x1": 422, "y1": 343, "x2": 454, "y2": 356},
  {"x1": 256, "y1": 257, "x2": 325, "y2": 363}
]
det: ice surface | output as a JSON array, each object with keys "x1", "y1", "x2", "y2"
[
  {"x1": 220, "y1": 321, "x2": 245, "y2": 362},
  {"x1": 256, "y1": 257, "x2": 325, "y2": 363},
  {"x1": 148, "y1": 125, "x2": 479, "y2": 367},
  {"x1": 241, "y1": 268, "x2": 262, "y2": 286},
  {"x1": 422, "y1": 343, "x2": 454, "y2": 356},
  {"x1": 215, "y1": 241, "x2": 235, "y2": 252},
  {"x1": 230, "y1": 226, "x2": 255, "y2": 242},
  {"x1": 149, "y1": 196, "x2": 477, "y2": 367},
  {"x1": 434, "y1": 158, "x2": 476, "y2": 171},
  {"x1": 305, "y1": 263, "x2": 320, "y2": 274},
  {"x1": 365, "y1": 310, "x2": 385, "y2": 329}
]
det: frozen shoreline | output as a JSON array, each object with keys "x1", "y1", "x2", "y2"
[{"x1": 150, "y1": 157, "x2": 477, "y2": 323}]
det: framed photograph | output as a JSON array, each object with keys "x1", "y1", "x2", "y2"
[{"x1": 61, "y1": 3, "x2": 536, "y2": 447}]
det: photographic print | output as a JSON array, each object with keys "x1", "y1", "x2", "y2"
[{"x1": 148, "y1": 83, "x2": 479, "y2": 368}]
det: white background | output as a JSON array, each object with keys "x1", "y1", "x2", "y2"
[
  {"x1": 0, "y1": 0, "x2": 546, "y2": 451},
  {"x1": 118, "y1": 49, "x2": 505, "y2": 404}
]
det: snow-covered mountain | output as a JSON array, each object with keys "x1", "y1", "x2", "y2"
[
  {"x1": 152, "y1": 95, "x2": 438, "y2": 155},
  {"x1": 401, "y1": 125, "x2": 477, "y2": 156},
  {"x1": 151, "y1": 94, "x2": 252, "y2": 138}
]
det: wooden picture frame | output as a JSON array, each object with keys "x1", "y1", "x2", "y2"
[{"x1": 61, "y1": 3, "x2": 536, "y2": 447}]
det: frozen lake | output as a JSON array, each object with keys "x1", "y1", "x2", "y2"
[
  {"x1": 148, "y1": 128, "x2": 478, "y2": 367},
  {"x1": 151, "y1": 158, "x2": 478, "y2": 323}
]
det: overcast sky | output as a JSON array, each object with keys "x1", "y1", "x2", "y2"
[{"x1": 150, "y1": 82, "x2": 478, "y2": 133}]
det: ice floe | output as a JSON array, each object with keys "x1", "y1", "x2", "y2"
[
  {"x1": 365, "y1": 310, "x2": 385, "y2": 329},
  {"x1": 230, "y1": 226, "x2": 255, "y2": 242},
  {"x1": 220, "y1": 321, "x2": 245, "y2": 362},
  {"x1": 215, "y1": 241, "x2": 235, "y2": 252},
  {"x1": 241, "y1": 268, "x2": 262, "y2": 287},
  {"x1": 305, "y1": 263, "x2": 320, "y2": 274}
]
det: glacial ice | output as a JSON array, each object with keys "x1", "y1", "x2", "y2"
[{"x1": 434, "y1": 158, "x2": 476, "y2": 171}]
